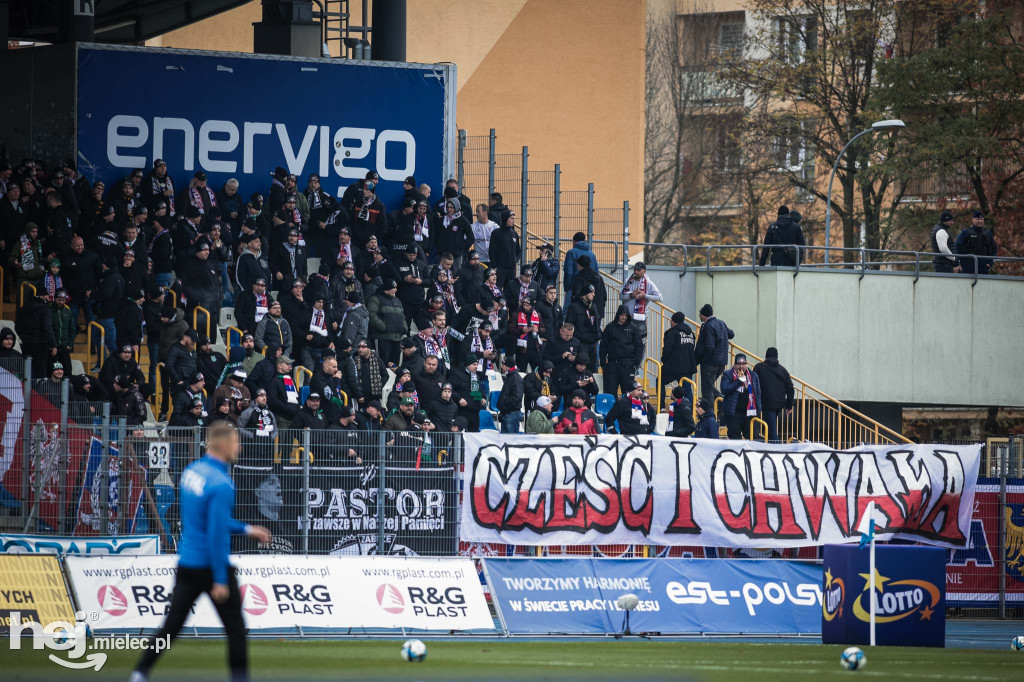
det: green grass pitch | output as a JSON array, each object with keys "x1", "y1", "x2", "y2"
[{"x1": 4, "y1": 639, "x2": 1022, "y2": 681}]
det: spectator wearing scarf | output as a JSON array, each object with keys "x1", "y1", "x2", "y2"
[{"x1": 721, "y1": 353, "x2": 762, "y2": 440}]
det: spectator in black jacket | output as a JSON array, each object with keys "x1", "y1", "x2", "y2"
[
  {"x1": 600, "y1": 305, "x2": 644, "y2": 397},
  {"x1": 503, "y1": 267, "x2": 541, "y2": 317},
  {"x1": 245, "y1": 343, "x2": 281, "y2": 395},
  {"x1": 270, "y1": 228, "x2": 308, "y2": 293},
  {"x1": 113, "y1": 373, "x2": 148, "y2": 427},
  {"x1": 63, "y1": 236, "x2": 101, "y2": 332},
  {"x1": 92, "y1": 256, "x2": 124, "y2": 366},
  {"x1": 16, "y1": 292, "x2": 55, "y2": 375},
  {"x1": 661, "y1": 312, "x2": 697, "y2": 408},
  {"x1": 694, "y1": 303, "x2": 733, "y2": 401},
  {"x1": 535, "y1": 285, "x2": 563, "y2": 344},
  {"x1": 395, "y1": 244, "x2": 428, "y2": 326},
  {"x1": 234, "y1": 278, "x2": 270, "y2": 337},
  {"x1": 489, "y1": 211, "x2": 521, "y2": 289},
  {"x1": 292, "y1": 392, "x2": 326, "y2": 431},
  {"x1": 399, "y1": 336, "x2": 425, "y2": 376},
  {"x1": 606, "y1": 382, "x2": 653, "y2": 435},
  {"x1": 564, "y1": 286, "x2": 601, "y2": 372},
  {"x1": 309, "y1": 354, "x2": 345, "y2": 423},
  {"x1": 235, "y1": 232, "x2": 270, "y2": 292},
  {"x1": 171, "y1": 372, "x2": 207, "y2": 417},
  {"x1": 436, "y1": 198, "x2": 474, "y2": 272},
  {"x1": 266, "y1": 354, "x2": 300, "y2": 427},
  {"x1": 571, "y1": 256, "x2": 606, "y2": 324},
  {"x1": 166, "y1": 328, "x2": 199, "y2": 397},
  {"x1": 497, "y1": 354, "x2": 524, "y2": 433},
  {"x1": 693, "y1": 398, "x2": 719, "y2": 439},
  {"x1": 413, "y1": 354, "x2": 446, "y2": 408},
  {"x1": 196, "y1": 336, "x2": 227, "y2": 389},
  {"x1": 279, "y1": 279, "x2": 311, "y2": 363},
  {"x1": 353, "y1": 339, "x2": 388, "y2": 406},
  {"x1": 666, "y1": 385, "x2": 695, "y2": 437},
  {"x1": 758, "y1": 206, "x2": 805, "y2": 267},
  {"x1": 428, "y1": 383, "x2": 458, "y2": 431},
  {"x1": 542, "y1": 323, "x2": 582, "y2": 376},
  {"x1": 753, "y1": 347, "x2": 795, "y2": 443},
  {"x1": 556, "y1": 353, "x2": 598, "y2": 408},
  {"x1": 148, "y1": 219, "x2": 174, "y2": 288},
  {"x1": 523, "y1": 360, "x2": 555, "y2": 412},
  {"x1": 114, "y1": 289, "x2": 146, "y2": 352},
  {"x1": 448, "y1": 353, "x2": 489, "y2": 432},
  {"x1": 350, "y1": 181, "x2": 387, "y2": 248}
]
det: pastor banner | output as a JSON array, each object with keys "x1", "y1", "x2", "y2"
[
  {"x1": 462, "y1": 434, "x2": 981, "y2": 549},
  {"x1": 65, "y1": 555, "x2": 492, "y2": 632},
  {"x1": 484, "y1": 557, "x2": 822, "y2": 635}
]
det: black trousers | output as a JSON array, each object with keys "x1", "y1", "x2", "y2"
[
  {"x1": 699, "y1": 363, "x2": 724, "y2": 401},
  {"x1": 135, "y1": 566, "x2": 248, "y2": 682},
  {"x1": 602, "y1": 359, "x2": 635, "y2": 397},
  {"x1": 376, "y1": 339, "x2": 401, "y2": 366},
  {"x1": 726, "y1": 412, "x2": 757, "y2": 440}
]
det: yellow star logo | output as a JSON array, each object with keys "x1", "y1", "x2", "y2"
[
  {"x1": 858, "y1": 568, "x2": 890, "y2": 593},
  {"x1": 919, "y1": 605, "x2": 934, "y2": 621},
  {"x1": 825, "y1": 568, "x2": 833, "y2": 589}
]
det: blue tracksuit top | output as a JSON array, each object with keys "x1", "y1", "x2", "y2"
[{"x1": 178, "y1": 455, "x2": 248, "y2": 584}]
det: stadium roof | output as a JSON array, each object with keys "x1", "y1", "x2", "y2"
[{"x1": 7, "y1": 0, "x2": 252, "y2": 44}]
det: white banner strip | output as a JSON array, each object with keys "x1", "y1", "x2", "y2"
[
  {"x1": 0, "y1": 534, "x2": 159, "y2": 557},
  {"x1": 460, "y1": 434, "x2": 981, "y2": 549},
  {"x1": 65, "y1": 555, "x2": 493, "y2": 632}
]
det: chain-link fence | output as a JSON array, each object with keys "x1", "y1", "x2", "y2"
[{"x1": 458, "y1": 131, "x2": 492, "y2": 207}]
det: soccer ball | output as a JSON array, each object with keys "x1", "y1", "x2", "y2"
[
  {"x1": 1011, "y1": 635, "x2": 1024, "y2": 651},
  {"x1": 401, "y1": 639, "x2": 427, "y2": 662},
  {"x1": 840, "y1": 646, "x2": 866, "y2": 671}
]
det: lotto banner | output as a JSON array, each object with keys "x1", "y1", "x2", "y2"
[
  {"x1": 76, "y1": 43, "x2": 455, "y2": 211},
  {"x1": 462, "y1": 434, "x2": 981, "y2": 549},
  {"x1": 65, "y1": 555, "x2": 492, "y2": 632},
  {"x1": 484, "y1": 557, "x2": 823, "y2": 635},
  {"x1": 0, "y1": 533, "x2": 159, "y2": 557},
  {"x1": 0, "y1": 555, "x2": 76, "y2": 634},
  {"x1": 822, "y1": 544, "x2": 946, "y2": 647},
  {"x1": 945, "y1": 480, "x2": 1024, "y2": 604}
]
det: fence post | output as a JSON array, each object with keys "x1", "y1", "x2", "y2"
[
  {"x1": 377, "y1": 430, "x2": 387, "y2": 554},
  {"x1": 553, "y1": 164, "x2": 561, "y2": 276},
  {"x1": 99, "y1": 411, "x2": 111, "y2": 535},
  {"x1": 520, "y1": 146, "x2": 529, "y2": 270},
  {"x1": 586, "y1": 183, "x2": 595, "y2": 245},
  {"x1": 622, "y1": 200, "x2": 630, "y2": 274},
  {"x1": 488, "y1": 128, "x2": 496, "y2": 195},
  {"x1": 58, "y1": 378, "x2": 70, "y2": 534},
  {"x1": 117, "y1": 418, "x2": 127, "y2": 535},
  {"x1": 302, "y1": 428, "x2": 311, "y2": 556},
  {"x1": 20, "y1": 357, "x2": 32, "y2": 529},
  {"x1": 999, "y1": 435, "x2": 1010, "y2": 619},
  {"x1": 457, "y1": 129, "x2": 466, "y2": 189}
]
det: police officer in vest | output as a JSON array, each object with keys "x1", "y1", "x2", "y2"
[
  {"x1": 954, "y1": 209, "x2": 997, "y2": 275},
  {"x1": 930, "y1": 210, "x2": 960, "y2": 274}
]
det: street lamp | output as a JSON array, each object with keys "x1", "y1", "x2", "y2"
[{"x1": 824, "y1": 119, "x2": 906, "y2": 263}]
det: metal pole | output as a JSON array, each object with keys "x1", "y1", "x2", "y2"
[
  {"x1": 999, "y1": 435, "x2": 1009, "y2": 619},
  {"x1": 622, "y1": 200, "x2": 630, "y2": 274},
  {"x1": 520, "y1": 146, "x2": 529, "y2": 270},
  {"x1": 553, "y1": 164, "x2": 561, "y2": 276},
  {"x1": 302, "y1": 429, "x2": 311, "y2": 555},
  {"x1": 488, "y1": 128, "x2": 496, "y2": 195},
  {"x1": 20, "y1": 357, "x2": 31, "y2": 529},
  {"x1": 58, "y1": 378, "x2": 69, "y2": 534},
  {"x1": 99, "y1": 411, "x2": 110, "y2": 535},
  {"x1": 457, "y1": 129, "x2": 466, "y2": 189},
  {"x1": 377, "y1": 430, "x2": 386, "y2": 553},
  {"x1": 825, "y1": 127, "x2": 873, "y2": 265},
  {"x1": 117, "y1": 418, "x2": 127, "y2": 536},
  {"x1": 586, "y1": 183, "x2": 595, "y2": 246}
]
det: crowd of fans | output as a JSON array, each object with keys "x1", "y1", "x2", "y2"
[{"x1": 0, "y1": 156, "x2": 815, "y2": 456}]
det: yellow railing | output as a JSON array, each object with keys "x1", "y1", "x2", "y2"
[
  {"x1": 226, "y1": 326, "x2": 244, "y2": 347},
  {"x1": 600, "y1": 271, "x2": 910, "y2": 449},
  {"x1": 193, "y1": 305, "x2": 211, "y2": 341},
  {"x1": 153, "y1": 362, "x2": 165, "y2": 409},
  {"x1": 750, "y1": 417, "x2": 769, "y2": 442},
  {"x1": 20, "y1": 281, "x2": 36, "y2": 307},
  {"x1": 86, "y1": 321, "x2": 106, "y2": 375},
  {"x1": 295, "y1": 366, "x2": 312, "y2": 388},
  {"x1": 168, "y1": 288, "x2": 177, "y2": 307}
]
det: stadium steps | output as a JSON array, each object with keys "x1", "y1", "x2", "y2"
[{"x1": 597, "y1": 270, "x2": 910, "y2": 449}]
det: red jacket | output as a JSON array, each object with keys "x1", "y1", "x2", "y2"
[{"x1": 555, "y1": 406, "x2": 599, "y2": 435}]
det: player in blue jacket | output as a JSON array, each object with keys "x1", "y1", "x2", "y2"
[{"x1": 132, "y1": 422, "x2": 270, "y2": 682}]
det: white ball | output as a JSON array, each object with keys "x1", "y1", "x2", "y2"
[
  {"x1": 401, "y1": 638, "x2": 427, "y2": 662},
  {"x1": 1011, "y1": 635, "x2": 1024, "y2": 651},
  {"x1": 840, "y1": 646, "x2": 866, "y2": 671}
]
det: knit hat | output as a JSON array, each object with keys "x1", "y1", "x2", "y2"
[
  {"x1": 575, "y1": 353, "x2": 590, "y2": 366},
  {"x1": 778, "y1": 205, "x2": 790, "y2": 216},
  {"x1": 765, "y1": 347, "x2": 779, "y2": 359},
  {"x1": 698, "y1": 398, "x2": 711, "y2": 412},
  {"x1": 571, "y1": 389, "x2": 587, "y2": 400},
  {"x1": 940, "y1": 210, "x2": 954, "y2": 222},
  {"x1": 671, "y1": 311, "x2": 687, "y2": 324},
  {"x1": 699, "y1": 303, "x2": 713, "y2": 317},
  {"x1": 400, "y1": 337, "x2": 416, "y2": 349},
  {"x1": 464, "y1": 353, "x2": 479, "y2": 366},
  {"x1": 972, "y1": 209, "x2": 984, "y2": 219}
]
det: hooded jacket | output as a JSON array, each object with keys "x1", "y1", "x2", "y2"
[
  {"x1": 600, "y1": 305, "x2": 644, "y2": 367},
  {"x1": 661, "y1": 322, "x2": 697, "y2": 382},
  {"x1": 693, "y1": 411, "x2": 720, "y2": 439},
  {"x1": 158, "y1": 309, "x2": 189, "y2": 362},
  {"x1": 758, "y1": 213, "x2": 805, "y2": 267},
  {"x1": 563, "y1": 241, "x2": 599, "y2": 293},
  {"x1": 753, "y1": 357, "x2": 795, "y2": 410}
]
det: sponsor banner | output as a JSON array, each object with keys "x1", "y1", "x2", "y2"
[
  {"x1": 77, "y1": 44, "x2": 453, "y2": 211},
  {"x1": 822, "y1": 544, "x2": 945, "y2": 647},
  {"x1": 234, "y1": 464, "x2": 457, "y2": 556},
  {"x1": 462, "y1": 434, "x2": 981, "y2": 549},
  {"x1": 0, "y1": 533, "x2": 159, "y2": 557},
  {"x1": 66, "y1": 555, "x2": 492, "y2": 632},
  {"x1": 945, "y1": 481, "x2": 1024, "y2": 603},
  {"x1": 484, "y1": 557, "x2": 822, "y2": 635},
  {"x1": 0, "y1": 554, "x2": 76, "y2": 634}
]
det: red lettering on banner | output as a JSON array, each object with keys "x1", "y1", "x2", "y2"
[
  {"x1": 921, "y1": 491, "x2": 965, "y2": 542},
  {"x1": 619, "y1": 444, "x2": 654, "y2": 534},
  {"x1": 549, "y1": 488, "x2": 585, "y2": 529},
  {"x1": 855, "y1": 454, "x2": 907, "y2": 531},
  {"x1": 506, "y1": 488, "x2": 548, "y2": 529},
  {"x1": 791, "y1": 452, "x2": 852, "y2": 539},
  {"x1": 620, "y1": 487, "x2": 653, "y2": 534},
  {"x1": 712, "y1": 451, "x2": 753, "y2": 535},
  {"x1": 470, "y1": 484, "x2": 507, "y2": 529},
  {"x1": 748, "y1": 452, "x2": 805, "y2": 538},
  {"x1": 579, "y1": 486, "x2": 620, "y2": 531}
]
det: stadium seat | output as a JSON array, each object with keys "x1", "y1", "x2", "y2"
[
  {"x1": 595, "y1": 393, "x2": 615, "y2": 417},
  {"x1": 489, "y1": 392, "x2": 501, "y2": 413},
  {"x1": 479, "y1": 410, "x2": 498, "y2": 431},
  {"x1": 299, "y1": 385, "x2": 310, "y2": 405},
  {"x1": 655, "y1": 413, "x2": 669, "y2": 435},
  {"x1": 219, "y1": 307, "x2": 235, "y2": 329}
]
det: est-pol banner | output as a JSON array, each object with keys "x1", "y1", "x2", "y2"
[
  {"x1": 77, "y1": 44, "x2": 453, "y2": 209},
  {"x1": 66, "y1": 554, "x2": 492, "y2": 632},
  {"x1": 484, "y1": 557, "x2": 822, "y2": 635},
  {"x1": 462, "y1": 434, "x2": 981, "y2": 549}
]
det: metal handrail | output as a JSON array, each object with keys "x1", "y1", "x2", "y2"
[
  {"x1": 86, "y1": 321, "x2": 105, "y2": 375},
  {"x1": 19, "y1": 281, "x2": 36, "y2": 307},
  {"x1": 750, "y1": 417, "x2": 769, "y2": 443},
  {"x1": 295, "y1": 366, "x2": 312, "y2": 388},
  {"x1": 193, "y1": 306, "x2": 211, "y2": 341},
  {"x1": 168, "y1": 288, "x2": 177, "y2": 307},
  {"x1": 226, "y1": 326, "x2": 244, "y2": 347}
]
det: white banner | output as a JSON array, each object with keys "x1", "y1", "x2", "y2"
[
  {"x1": 461, "y1": 433, "x2": 981, "y2": 549},
  {"x1": 65, "y1": 555, "x2": 492, "y2": 632},
  {"x1": 0, "y1": 533, "x2": 159, "y2": 557}
]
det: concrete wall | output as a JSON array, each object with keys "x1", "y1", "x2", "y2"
[{"x1": 693, "y1": 270, "x2": 1024, "y2": 408}]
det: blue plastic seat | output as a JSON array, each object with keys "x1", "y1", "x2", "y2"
[
  {"x1": 595, "y1": 393, "x2": 616, "y2": 417},
  {"x1": 479, "y1": 410, "x2": 498, "y2": 431},
  {"x1": 299, "y1": 385, "x2": 310, "y2": 405},
  {"x1": 489, "y1": 391, "x2": 501, "y2": 413}
]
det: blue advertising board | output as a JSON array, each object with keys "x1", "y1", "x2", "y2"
[
  {"x1": 76, "y1": 44, "x2": 454, "y2": 210},
  {"x1": 483, "y1": 558, "x2": 823, "y2": 635},
  {"x1": 822, "y1": 544, "x2": 945, "y2": 647}
]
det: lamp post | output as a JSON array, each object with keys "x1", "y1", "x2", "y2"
[{"x1": 824, "y1": 119, "x2": 905, "y2": 264}]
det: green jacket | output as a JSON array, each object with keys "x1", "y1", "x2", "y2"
[
  {"x1": 526, "y1": 409, "x2": 555, "y2": 434},
  {"x1": 51, "y1": 303, "x2": 75, "y2": 348},
  {"x1": 367, "y1": 292, "x2": 408, "y2": 341}
]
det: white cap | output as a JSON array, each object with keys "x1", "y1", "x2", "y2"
[{"x1": 536, "y1": 396, "x2": 552, "y2": 408}]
